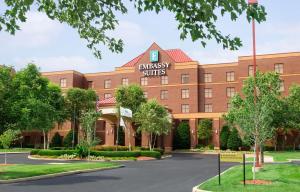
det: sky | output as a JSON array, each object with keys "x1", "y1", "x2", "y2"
[{"x1": 0, "y1": 1, "x2": 299, "y2": 73}]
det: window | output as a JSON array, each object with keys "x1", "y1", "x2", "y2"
[
  {"x1": 226, "y1": 71, "x2": 235, "y2": 82},
  {"x1": 280, "y1": 80, "x2": 285, "y2": 92},
  {"x1": 144, "y1": 91, "x2": 148, "y2": 99},
  {"x1": 122, "y1": 78, "x2": 129, "y2": 86},
  {"x1": 227, "y1": 103, "x2": 231, "y2": 110},
  {"x1": 181, "y1": 74, "x2": 189, "y2": 84},
  {"x1": 87, "y1": 81, "x2": 94, "y2": 89},
  {"x1": 60, "y1": 78, "x2": 67, "y2": 88},
  {"x1": 275, "y1": 63, "x2": 283, "y2": 74},
  {"x1": 143, "y1": 91, "x2": 148, "y2": 99},
  {"x1": 226, "y1": 87, "x2": 235, "y2": 97},
  {"x1": 104, "y1": 79, "x2": 111, "y2": 89},
  {"x1": 248, "y1": 65, "x2": 254, "y2": 76},
  {"x1": 205, "y1": 104, "x2": 213, "y2": 112},
  {"x1": 161, "y1": 76, "x2": 168, "y2": 85},
  {"x1": 160, "y1": 90, "x2": 168, "y2": 100},
  {"x1": 181, "y1": 104, "x2": 190, "y2": 113},
  {"x1": 104, "y1": 93, "x2": 112, "y2": 99},
  {"x1": 204, "y1": 88, "x2": 212, "y2": 98},
  {"x1": 181, "y1": 89, "x2": 190, "y2": 99},
  {"x1": 204, "y1": 73, "x2": 212, "y2": 83},
  {"x1": 140, "y1": 77, "x2": 148, "y2": 86}
]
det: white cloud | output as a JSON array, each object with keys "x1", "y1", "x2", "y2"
[
  {"x1": 12, "y1": 56, "x2": 100, "y2": 73},
  {"x1": 0, "y1": 11, "x2": 63, "y2": 48}
]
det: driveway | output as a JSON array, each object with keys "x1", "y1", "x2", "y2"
[{"x1": 0, "y1": 152, "x2": 236, "y2": 192}]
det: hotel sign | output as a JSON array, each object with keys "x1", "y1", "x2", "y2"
[{"x1": 138, "y1": 50, "x2": 171, "y2": 77}]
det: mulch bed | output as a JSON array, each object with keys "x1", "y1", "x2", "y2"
[
  {"x1": 137, "y1": 156, "x2": 155, "y2": 161},
  {"x1": 243, "y1": 180, "x2": 272, "y2": 185}
]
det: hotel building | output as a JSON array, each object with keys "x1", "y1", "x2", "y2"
[{"x1": 23, "y1": 43, "x2": 300, "y2": 150}]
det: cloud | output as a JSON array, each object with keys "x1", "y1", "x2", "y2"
[
  {"x1": 12, "y1": 56, "x2": 100, "y2": 73},
  {"x1": 0, "y1": 11, "x2": 63, "y2": 48}
]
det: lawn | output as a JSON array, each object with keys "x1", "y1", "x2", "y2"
[
  {"x1": 198, "y1": 164, "x2": 300, "y2": 192},
  {"x1": 0, "y1": 148, "x2": 32, "y2": 153},
  {"x1": 0, "y1": 162, "x2": 120, "y2": 180},
  {"x1": 265, "y1": 151, "x2": 300, "y2": 162}
]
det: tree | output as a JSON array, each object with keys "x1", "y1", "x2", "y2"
[
  {"x1": 50, "y1": 132, "x2": 62, "y2": 148},
  {"x1": 63, "y1": 130, "x2": 77, "y2": 148},
  {"x1": 220, "y1": 125, "x2": 231, "y2": 150},
  {"x1": 65, "y1": 88, "x2": 97, "y2": 147},
  {"x1": 197, "y1": 119, "x2": 212, "y2": 146},
  {"x1": 227, "y1": 127, "x2": 242, "y2": 151},
  {"x1": 226, "y1": 71, "x2": 281, "y2": 179},
  {"x1": 173, "y1": 122, "x2": 190, "y2": 149},
  {"x1": 0, "y1": 1, "x2": 266, "y2": 59},
  {"x1": 0, "y1": 129, "x2": 21, "y2": 164},
  {"x1": 134, "y1": 99, "x2": 171, "y2": 150}
]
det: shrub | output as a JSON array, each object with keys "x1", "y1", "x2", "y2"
[
  {"x1": 30, "y1": 149, "x2": 77, "y2": 156},
  {"x1": 50, "y1": 132, "x2": 62, "y2": 147},
  {"x1": 227, "y1": 127, "x2": 242, "y2": 151},
  {"x1": 76, "y1": 141, "x2": 90, "y2": 158},
  {"x1": 63, "y1": 130, "x2": 77, "y2": 148},
  {"x1": 90, "y1": 151, "x2": 140, "y2": 157},
  {"x1": 91, "y1": 145, "x2": 129, "y2": 151},
  {"x1": 117, "y1": 127, "x2": 125, "y2": 146},
  {"x1": 197, "y1": 119, "x2": 212, "y2": 145},
  {"x1": 220, "y1": 125, "x2": 231, "y2": 150},
  {"x1": 173, "y1": 122, "x2": 190, "y2": 149},
  {"x1": 140, "y1": 151, "x2": 161, "y2": 159}
]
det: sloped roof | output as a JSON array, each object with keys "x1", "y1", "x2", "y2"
[
  {"x1": 98, "y1": 97, "x2": 116, "y2": 106},
  {"x1": 122, "y1": 49, "x2": 193, "y2": 67}
]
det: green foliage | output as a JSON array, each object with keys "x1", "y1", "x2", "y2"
[
  {"x1": 90, "y1": 151, "x2": 140, "y2": 157},
  {"x1": 0, "y1": 129, "x2": 21, "y2": 149},
  {"x1": 80, "y1": 109, "x2": 101, "y2": 147},
  {"x1": 140, "y1": 151, "x2": 161, "y2": 159},
  {"x1": 76, "y1": 141, "x2": 90, "y2": 158},
  {"x1": 134, "y1": 99, "x2": 171, "y2": 150},
  {"x1": 220, "y1": 125, "x2": 231, "y2": 150},
  {"x1": 50, "y1": 132, "x2": 62, "y2": 147},
  {"x1": 0, "y1": 1, "x2": 266, "y2": 58},
  {"x1": 227, "y1": 128, "x2": 242, "y2": 151},
  {"x1": 30, "y1": 149, "x2": 77, "y2": 156},
  {"x1": 63, "y1": 130, "x2": 77, "y2": 148},
  {"x1": 173, "y1": 122, "x2": 190, "y2": 149},
  {"x1": 197, "y1": 119, "x2": 212, "y2": 145},
  {"x1": 117, "y1": 127, "x2": 125, "y2": 146},
  {"x1": 115, "y1": 84, "x2": 146, "y2": 114},
  {"x1": 92, "y1": 145, "x2": 129, "y2": 151}
]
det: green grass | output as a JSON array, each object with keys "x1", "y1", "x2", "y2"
[
  {"x1": 199, "y1": 164, "x2": 300, "y2": 192},
  {"x1": 265, "y1": 151, "x2": 300, "y2": 162},
  {"x1": 0, "y1": 162, "x2": 120, "y2": 180},
  {"x1": 0, "y1": 148, "x2": 32, "y2": 153}
]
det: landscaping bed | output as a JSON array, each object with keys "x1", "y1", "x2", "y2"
[
  {"x1": 198, "y1": 164, "x2": 300, "y2": 192},
  {"x1": 0, "y1": 162, "x2": 120, "y2": 180}
]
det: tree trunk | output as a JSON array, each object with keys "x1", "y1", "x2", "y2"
[
  {"x1": 293, "y1": 132, "x2": 300, "y2": 151},
  {"x1": 260, "y1": 145, "x2": 264, "y2": 164},
  {"x1": 43, "y1": 130, "x2": 46, "y2": 150},
  {"x1": 47, "y1": 132, "x2": 50, "y2": 149}
]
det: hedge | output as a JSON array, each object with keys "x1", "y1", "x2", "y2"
[
  {"x1": 91, "y1": 145, "x2": 129, "y2": 151},
  {"x1": 30, "y1": 149, "x2": 162, "y2": 159}
]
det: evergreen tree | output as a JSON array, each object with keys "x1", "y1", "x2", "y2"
[
  {"x1": 227, "y1": 127, "x2": 242, "y2": 151},
  {"x1": 173, "y1": 122, "x2": 190, "y2": 149},
  {"x1": 220, "y1": 125, "x2": 231, "y2": 150}
]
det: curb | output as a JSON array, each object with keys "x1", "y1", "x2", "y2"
[
  {"x1": 0, "y1": 165, "x2": 124, "y2": 184},
  {"x1": 192, "y1": 166, "x2": 236, "y2": 192}
]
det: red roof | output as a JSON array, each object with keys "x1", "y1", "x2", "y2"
[
  {"x1": 122, "y1": 49, "x2": 193, "y2": 67},
  {"x1": 97, "y1": 97, "x2": 116, "y2": 107}
]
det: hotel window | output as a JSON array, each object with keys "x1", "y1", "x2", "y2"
[
  {"x1": 204, "y1": 88, "x2": 212, "y2": 98},
  {"x1": 60, "y1": 78, "x2": 67, "y2": 88},
  {"x1": 122, "y1": 78, "x2": 129, "y2": 86},
  {"x1": 205, "y1": 104, "x2": 213, "y2": 113},
  {"x1": 140, "y1": 77, "x2": 148, "y2": 86},
  {"x1": 104, "y1": 79, "x2": 111, "y2": 89},
  {"x1": 226, "y1": 71, "x2": 235, "y2": 82},
  {"x1": 160, "y1": 90, "x2": 168, "y2": 100},
  {"x1": 161, "y1": 76, "x2": 168, "y2": 85},
  {"x1": 104, "y1": 93, "x2": 112, "y2": 99},
  {"x1": 275, "y1": 63, "x2": 284, "y2": 74},
  {"x1": 181, "y1": 89, "x2": 190, "y2": 99},
  {"x1": 226, "y1": 87, "x2": 235, "y2": 97},
  {"x1": 204, "y1": 73, "x2": 212, "y2": 83},
  {"x1": 143, "y1": 91, "x2": 148, "y2": 99},
  {"x1": 280, "y1": 80, "x2": 285, "y2": 92},
  {"x1": 181, "y1": 104, "x2": 190, "y2": 113},
  {"x1": 181, "y1": 74, "x2": 189, "y2": 84},
  {"x1": 87, "y1": 81, "x2": 94, "y2": 89},
  {"x1": 248, "y1": 65, "x2": 254, "y2": 76},
  {"x1": 227, "y1": 103, "x2": 231, "y2": 110}
]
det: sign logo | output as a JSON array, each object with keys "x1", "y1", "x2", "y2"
[{"x1": 150, "y1": 50, "x2": 159, "y2": 62}]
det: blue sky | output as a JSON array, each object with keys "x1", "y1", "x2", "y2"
[{"x1": 0, "y1": 1, "x2": 299, "y2": 73}]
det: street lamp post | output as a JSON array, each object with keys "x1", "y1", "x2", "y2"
[{"x1": 248, "y1": 0, "x2": 260, "y2": 168}]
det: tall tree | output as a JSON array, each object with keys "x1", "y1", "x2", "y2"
[
  {"x1": 134, "y1": 99, "x2": 171, "y2": 150},
  {"x1": 1, "y1": 1, "x2": 266, "y2": 59},
  {"x1": 226, "y1": 71, "x2": 281, "y2": 179},
  {"x1": 197, "y1": 119, "x2": 213, "y2": 146},
  {"x1": 65, "y1": 88, "x2": 97, "y2": 147},
  {"x1": 0, "y1": 129, "x2": 21, "y2": 164}
]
